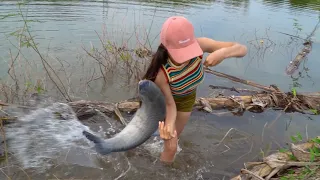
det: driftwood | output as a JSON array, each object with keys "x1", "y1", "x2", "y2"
[
  {"x1": 231, "y1": 136, "x2": 320, "y2": 180},
  {"x1": 285, "y1": 41, "x2": 312, "y2": 75},
  {"x1": 285, "y1": 19, "x2": 320, "y2": 75}
]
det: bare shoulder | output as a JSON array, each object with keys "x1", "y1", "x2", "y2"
[
  {"x1": 154, "y1": 69, "x2": 167, "y2": 87},
  {"x1": 196, "y1": 37, "x2": 237, "y2": 53}
]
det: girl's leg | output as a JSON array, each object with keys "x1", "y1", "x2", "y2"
[
  {"x1": 160, "y1": 111, "x2": 192, "y2": 163},
  {"x1": 175, "y1": 111, "x2": 192, "y2": 136}
]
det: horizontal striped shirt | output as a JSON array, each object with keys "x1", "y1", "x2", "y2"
[{"x1": 161, "y1": 55, "x2": 204, "y2": 97}]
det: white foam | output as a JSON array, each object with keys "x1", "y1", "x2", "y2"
[
  {"x1": 142, "y1": 136, "x2": 182, "y2": 157},
  {"x1": 5, "y1": 103, "x2": 94, "y2": 172}
]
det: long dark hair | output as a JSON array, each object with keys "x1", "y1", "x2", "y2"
[{"x1": 142, "y1": 43, "x2": 169, "y2": 82}]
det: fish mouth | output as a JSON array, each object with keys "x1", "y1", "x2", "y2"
[{"x1": 138, "y1": 80, "x2": 151, "y2": 91}]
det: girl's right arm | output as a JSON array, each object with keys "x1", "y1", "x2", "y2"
[{"x1": 154, "y1": 69, "x2": 177, "y2": 140}]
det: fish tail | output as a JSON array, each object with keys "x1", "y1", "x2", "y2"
[
  {"x1": 83, "y1": 130, "x2": 111, "y2": 155},
  {"x1": 83, "y1": 130, "x2": 103, "y2": 143}
]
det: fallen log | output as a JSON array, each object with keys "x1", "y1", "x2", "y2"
[
  {"x1": 285, "y1": 19, "x2": 320, "y2": 75},
  {"x1": 231, "y1": 136, "x2": 320, "y2": 180},
  {"x1": 67, "y1": 90, "x2": 320, "y2": 121}
]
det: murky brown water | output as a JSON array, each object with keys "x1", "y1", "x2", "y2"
[{"x1": 0, "y1": 0, "x2": 320, "y2": 179}]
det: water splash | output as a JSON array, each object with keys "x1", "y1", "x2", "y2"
[
  {"x1": 142, "y1": 136, "x2": 182, "y2": 157},
  {"x1": 5, "y1": 102, "x2": 93, "y2": 172}
]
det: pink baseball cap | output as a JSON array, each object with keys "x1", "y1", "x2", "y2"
[{"x1": 160, "y1": 16, "x2": 203, "y2": 64}]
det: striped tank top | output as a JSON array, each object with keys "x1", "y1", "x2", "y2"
[{"x1": 160, "y1": 55, "x2": 204, "y2": 97}]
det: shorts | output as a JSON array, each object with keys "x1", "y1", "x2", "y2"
[{"x1": 173, "y1": 90, "x2": 197, "y2": 112}]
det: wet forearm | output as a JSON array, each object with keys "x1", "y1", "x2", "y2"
[
  {"x1": 223, "y1": 43, "x2": 247, "y2": 58},
  {"x1": 165, "y1": 103, "x2": 177, "y2": 127}
]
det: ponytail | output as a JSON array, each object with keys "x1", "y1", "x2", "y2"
[{"x1": 142, "y1": 44, "x2": 169, "y2": 82}]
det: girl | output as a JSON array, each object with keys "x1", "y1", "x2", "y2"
[{"x1": 142, "y1": 16, "x2": 248, "y2": 163}]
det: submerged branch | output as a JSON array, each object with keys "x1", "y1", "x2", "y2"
[
  {"x1": 209, "y1": 85, "x2": 263, "y2": 94},
  {"x1": 204, "y1": 67, "x2": 279, "y2": 92}
]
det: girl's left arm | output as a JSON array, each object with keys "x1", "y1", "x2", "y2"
[{"x1": 197, "y1": 37, "x2": 247, "y2": 67}]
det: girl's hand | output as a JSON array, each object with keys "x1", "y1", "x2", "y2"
[
  {"x1": 204, "y1": 43, "x2": 247, "y2": 67},
  {"x1": 203, "y1": 48, "x2": 227, "y2": 67},
  {"x1": 159, "y1": 121, "x2": 177, "y2": 140},
  {"x1": 197, "y1": 37, "x2": 247, "y2": 67}
]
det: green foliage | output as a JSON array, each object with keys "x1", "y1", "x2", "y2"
[
  {"x1": 289, "y1": 153, "x2": 297, "y2": 161},
  {"x1": 279, "y1": 148, "x2": 288, "y2": 153},
  {"x1": 289, "y1": 0, "x2": 320, "y2": 12},
  {"x1": 280, "y1": 165, "x2": 319, "y2": 180},
  {"x1": 293, "y1": 18, "x2": 303, "y2": 33},
  {"x1": 105, "y1": 41, "x2": 115, "y2": 53},
  {"x1": 119, "y1": 51, "x2": 131, "y2": 61},
  {"x1": 291, "y1": 87, "x2": 297, "y2": 98},
  {"x1": 310, "y1": 109, "x2": 319, "y2": 115},
  {"x1": 311, "y1": 137, "x2": 320, "y2": 144},
  {"x1": 290, "y1": 132, "x2": 303, "y2": 143},
  {"x1": 24, "y1": 80, "x2": 46, "y2": 95},
  {"x1": 309, "y1": 137, "x2": 320, "y2": 162}
]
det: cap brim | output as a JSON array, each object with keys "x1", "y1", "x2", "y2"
[{"x1": 167, "y1": 41, "x2": 203, "y2": 64}]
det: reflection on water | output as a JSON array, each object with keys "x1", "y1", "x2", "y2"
[
  {"x1": 289, "y1": 0, "x2": 320, "y2": 11},
  {"x1": 0, "y1": 0, "x2": 320, "y2": 179}
]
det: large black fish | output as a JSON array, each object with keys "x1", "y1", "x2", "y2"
[{"x1": 83, "y1": 79, "x2": 166, "y2": 155}]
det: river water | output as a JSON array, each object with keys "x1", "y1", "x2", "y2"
[{"x1": 0, "y1": 0, "x2": 320, "y2": 179}]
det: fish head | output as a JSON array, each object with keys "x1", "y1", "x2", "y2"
[{"x1": 138, "y1": 79, "x2": 163, "y2": 103}]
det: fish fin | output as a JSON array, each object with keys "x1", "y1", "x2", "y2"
[
  {"x1": 151, "y1": 129, "x2": 160, "y2": 136},
  {"x1": 83, "y1": 130, "x2": 111, "y2": 155},
  {"x1": 83, "y1": 130, "x2": 103, "y2": 143}
]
